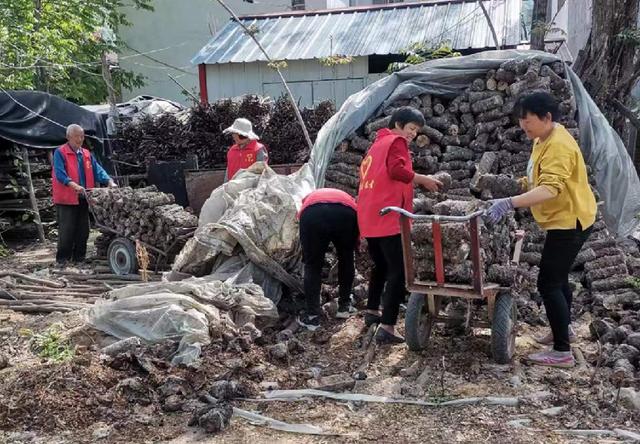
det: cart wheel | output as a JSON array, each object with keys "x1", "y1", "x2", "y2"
[
  {"x1": 491, "y1": 292, "x2": 517, "y2": 364},
  {"x1": 107, "y1": 237, "x2": 138, "y2": 276},
  {"x1": 405, "y1": 293, "x2": 439, "y2": 351}
]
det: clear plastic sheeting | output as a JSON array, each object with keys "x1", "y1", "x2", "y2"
[
  {"x1": 209, "y1": 254, "x2": 284, "y2": 305},
  {"x1": 565, "y1": 67, "x2": 640, "y2": 237},
  {"x1": 84, "y1": 276, "x2": 279, "y2": 365},
  {"x1": 83, "y1": 293, "x2": 220, "y2": 366},
  {"x1": 172, "y1": 162, "x2": 315, "y2": 299},
  {"x1": 107, "y1": 276, "x2": 278, "y2": 325},
  {"x1": 310, "y1": 49, "x2": 640, "y2": 237}
]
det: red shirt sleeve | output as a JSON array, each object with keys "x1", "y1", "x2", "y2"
[{"x1": 386, "y1": 139, "x2": 415, "y2": 184}]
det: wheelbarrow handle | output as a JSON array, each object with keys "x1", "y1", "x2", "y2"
[{"x1": 380, "y1": 206, "x2": 485, "y2": 222}]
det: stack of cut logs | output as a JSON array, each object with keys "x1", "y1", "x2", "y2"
[
  {"x1": 329, "y1": 59, "x2": 576, "y2": 198},
  {"x1": 326, "y1": 55, "x2": 640, "y2": 375},
  {"x1": 90, "y1": 186, "x2": 198, "y2": 258},
  {"x1": 115, "y1": 95, "x2": 335, "y2": 174},
  {"x1": 0, "y1": 143, "x2": 54, "y2": 236},
  {"x1": 411, "y1": 191, "x2": 517, "y2": 284}
]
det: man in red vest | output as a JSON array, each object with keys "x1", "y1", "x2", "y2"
[
  {"x1": 223, "y1": 118, "x2": 268, "y2": 181},
  {"x1": 52, "y1": 124, "x2": 116, "y2": 265},
  {"x1": 357, "y1": 107, "x2": 442, "y2": 344},
  {"x1": 296, "y1": 188, "x2": 359, "y2": 331}
]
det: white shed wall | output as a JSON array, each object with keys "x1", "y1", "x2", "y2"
[{"x1": 205, "y1": 56, "x2": 386, "y2": 107}]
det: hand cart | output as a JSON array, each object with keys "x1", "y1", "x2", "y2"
[
  {"x1": 379, "y1": 206, "x2": 524, "y2": 364},
  {"x1": 84, "y1": 190, "x2": 195, "y2": 276}
]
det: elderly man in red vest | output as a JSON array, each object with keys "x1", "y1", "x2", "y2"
[
  {"x1": 52, "y1": 124, "x2": 116, "y2": 265},
  {"x1": 223, "y1": 118, "x2": 268, "y2": 181}
]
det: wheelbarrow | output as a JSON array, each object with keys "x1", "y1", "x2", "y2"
[
  {"x1": 84, "y1": 190, "x2": 195, "y2": 275},
  {"x1": 379, "y1": 206, "x2": 524, "y2": 364}
]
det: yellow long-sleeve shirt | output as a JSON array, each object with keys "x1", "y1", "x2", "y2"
[{"x1": 519, "y1": 124, "x2": 596, "y2": 231}]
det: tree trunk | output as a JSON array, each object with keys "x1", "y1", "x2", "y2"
[
  {"x1": 530, "y1": 0, "x2": 549, "y2": 50},
  {"x1": 574, "y1": 0, "x2": 640, "y2": 139},
  {"x1": 33, "y1": 0, "x2": 47, "y2": 91}
]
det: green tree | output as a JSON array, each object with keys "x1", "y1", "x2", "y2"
[{"x1": 0, "y1": 0, "x2": 153, "y2": 104}]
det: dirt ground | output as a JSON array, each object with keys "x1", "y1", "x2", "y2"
[{"x1": 0, "y1": 240, "x2": 639, "y2": 444}]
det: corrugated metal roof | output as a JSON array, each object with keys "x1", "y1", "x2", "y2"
[{"x1": 192, "y1": 0, "x2": 523, "y2": 65}]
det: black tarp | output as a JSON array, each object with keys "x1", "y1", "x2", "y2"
[{"x1": 0, "y1": 90, "x2": 111, "y2": 163}]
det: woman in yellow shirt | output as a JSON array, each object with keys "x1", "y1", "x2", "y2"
[{"x1": 486, "y1": 91, "x2": 597, "y2": 368}]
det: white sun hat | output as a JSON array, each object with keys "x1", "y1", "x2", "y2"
[{"x1": 223, "y1": 118, "x2": 259, "y2": 140}]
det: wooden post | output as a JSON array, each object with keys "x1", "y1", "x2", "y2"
[
  {"x1": 478, "y1": 1, "x2": 501, "y2": 50},
  {"x1": 101, "y1": 51, "x2": 120, "y2": 128},
  {"x1": 22, "y1": 147, "x2": 45, "y2": 242}
]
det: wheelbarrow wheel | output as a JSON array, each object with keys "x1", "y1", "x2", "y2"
[
  {"x1": 491, "y1": 292, "x2": 517, "y2": 364},
  {"x1": 108, "y1": 237, "x2": 138, "y2": 276},
  {"x1": 405, "y1": 293, "x2": 439, "y2": 351}
]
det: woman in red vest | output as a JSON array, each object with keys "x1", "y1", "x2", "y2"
[
  {"x1": 223, "y1": 118, "x2": 268, "y2": 181},
  {"x1": 358, "y1": 107, "x2": 443, "y2": 344},
  {"x1": 297, "y1": 188, "x2": 359, "y2": 331}
]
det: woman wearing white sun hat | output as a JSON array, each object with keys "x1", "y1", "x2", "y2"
[{"x1": 223, "y1": 118, "x2": 269, "y2": 181}]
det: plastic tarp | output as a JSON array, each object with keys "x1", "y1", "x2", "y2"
[
  {"x1": 83, "y1": 95, "x2": 185, "y2": 122},
  {"x1": 106, "y1": 276, "x2": 278, "y2": 324},
  {"x1": 83, "y1": 293, "x2": 219, "y2": 366},
  {"x1": 171, "y1": 162, "x2": 315, "y2": 301},
  {"x1": 0, "y1": 90, "x2": 111, "y2": 159},
  {"x1": 83, "y1": 276, "x2": 278, "y2": 365},
  {"x1": 309, "y1": 49, "x2": 640, "y2": 237}
]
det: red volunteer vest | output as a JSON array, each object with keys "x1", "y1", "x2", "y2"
[
  {"x1": 357, "y1": 128, "x2": 414, "y2": 238},
  {"x1": 226, "y1": 140, "x2": 266, "y2": 180},
  {"x1": 52, "y1": 144, "x2": 95, "y2": 205},
  {"x1": 298, "y1": 188, "x2": 357, "y2": 219}
]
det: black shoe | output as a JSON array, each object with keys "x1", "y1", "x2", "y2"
[
  {"x1": 375, "y1": 327, "x2": 405, "y2": 345},
  {"x1": 297, "y1": 315, "x2": 320, "y2": 332},
  {"x1": 364, "y1": 313, "x2": 381, "y2": 327}
]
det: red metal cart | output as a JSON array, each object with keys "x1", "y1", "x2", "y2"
[{"x1": 380, "y1": 206, "x2": 524, "y2": 364}]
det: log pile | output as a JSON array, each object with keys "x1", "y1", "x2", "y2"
[
  {"x1": 331, "y1": 56, "x2": 579, "y2": 286},
  {"x1": 0, "y1": 143, "x2": 54, "y2": 236},
  {"x1": 411, "y1": 199, "x2": 516, "y2": 284},
  {"x1": 584, "y1": 232, "x2": 640, "y2": 381},
  {"x1": 0, "y1": 269, "x2": 160, "y2": 314},
  {"x1": 89, "y1": 186, "x2": 197, "y2": 257},
  {"x1": 324, "y1": 141, "x2": 364, "y2": 196},
  {"x1": 327, "y1": 55, "x2": 640, "y2": 373},
  {"x1": 115, "y1": 95, "x2": 335, "y2": 174}
]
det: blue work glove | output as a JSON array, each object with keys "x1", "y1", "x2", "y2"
[{"x1": 485, "y1": 198, "x2": 514, "y2": 224}]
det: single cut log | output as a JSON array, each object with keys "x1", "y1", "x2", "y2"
[
  {"x1": 420, "y1": 125, "x2": 444, "y2": 143},
  {"x1": 365, "y1": 116, "x2": 391, "y2": 135},
  {"x1": 471, "y1": 95, "x2": 504, "y2": 114}
]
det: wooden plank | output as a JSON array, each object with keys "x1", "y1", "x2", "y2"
[{"x1": 184, "y1": 169, "x2": 226, "y2": 214}]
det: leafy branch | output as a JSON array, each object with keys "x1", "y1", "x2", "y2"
[
  {"x1": 387, "y1": 42, "x2": 460, "y2": 73},
  {"x1": 318, "y1": 55, "x2": 353, "y2": 67},
  {"x1": 617, "y1": 28, "x2": 640, "y2": 46}
]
